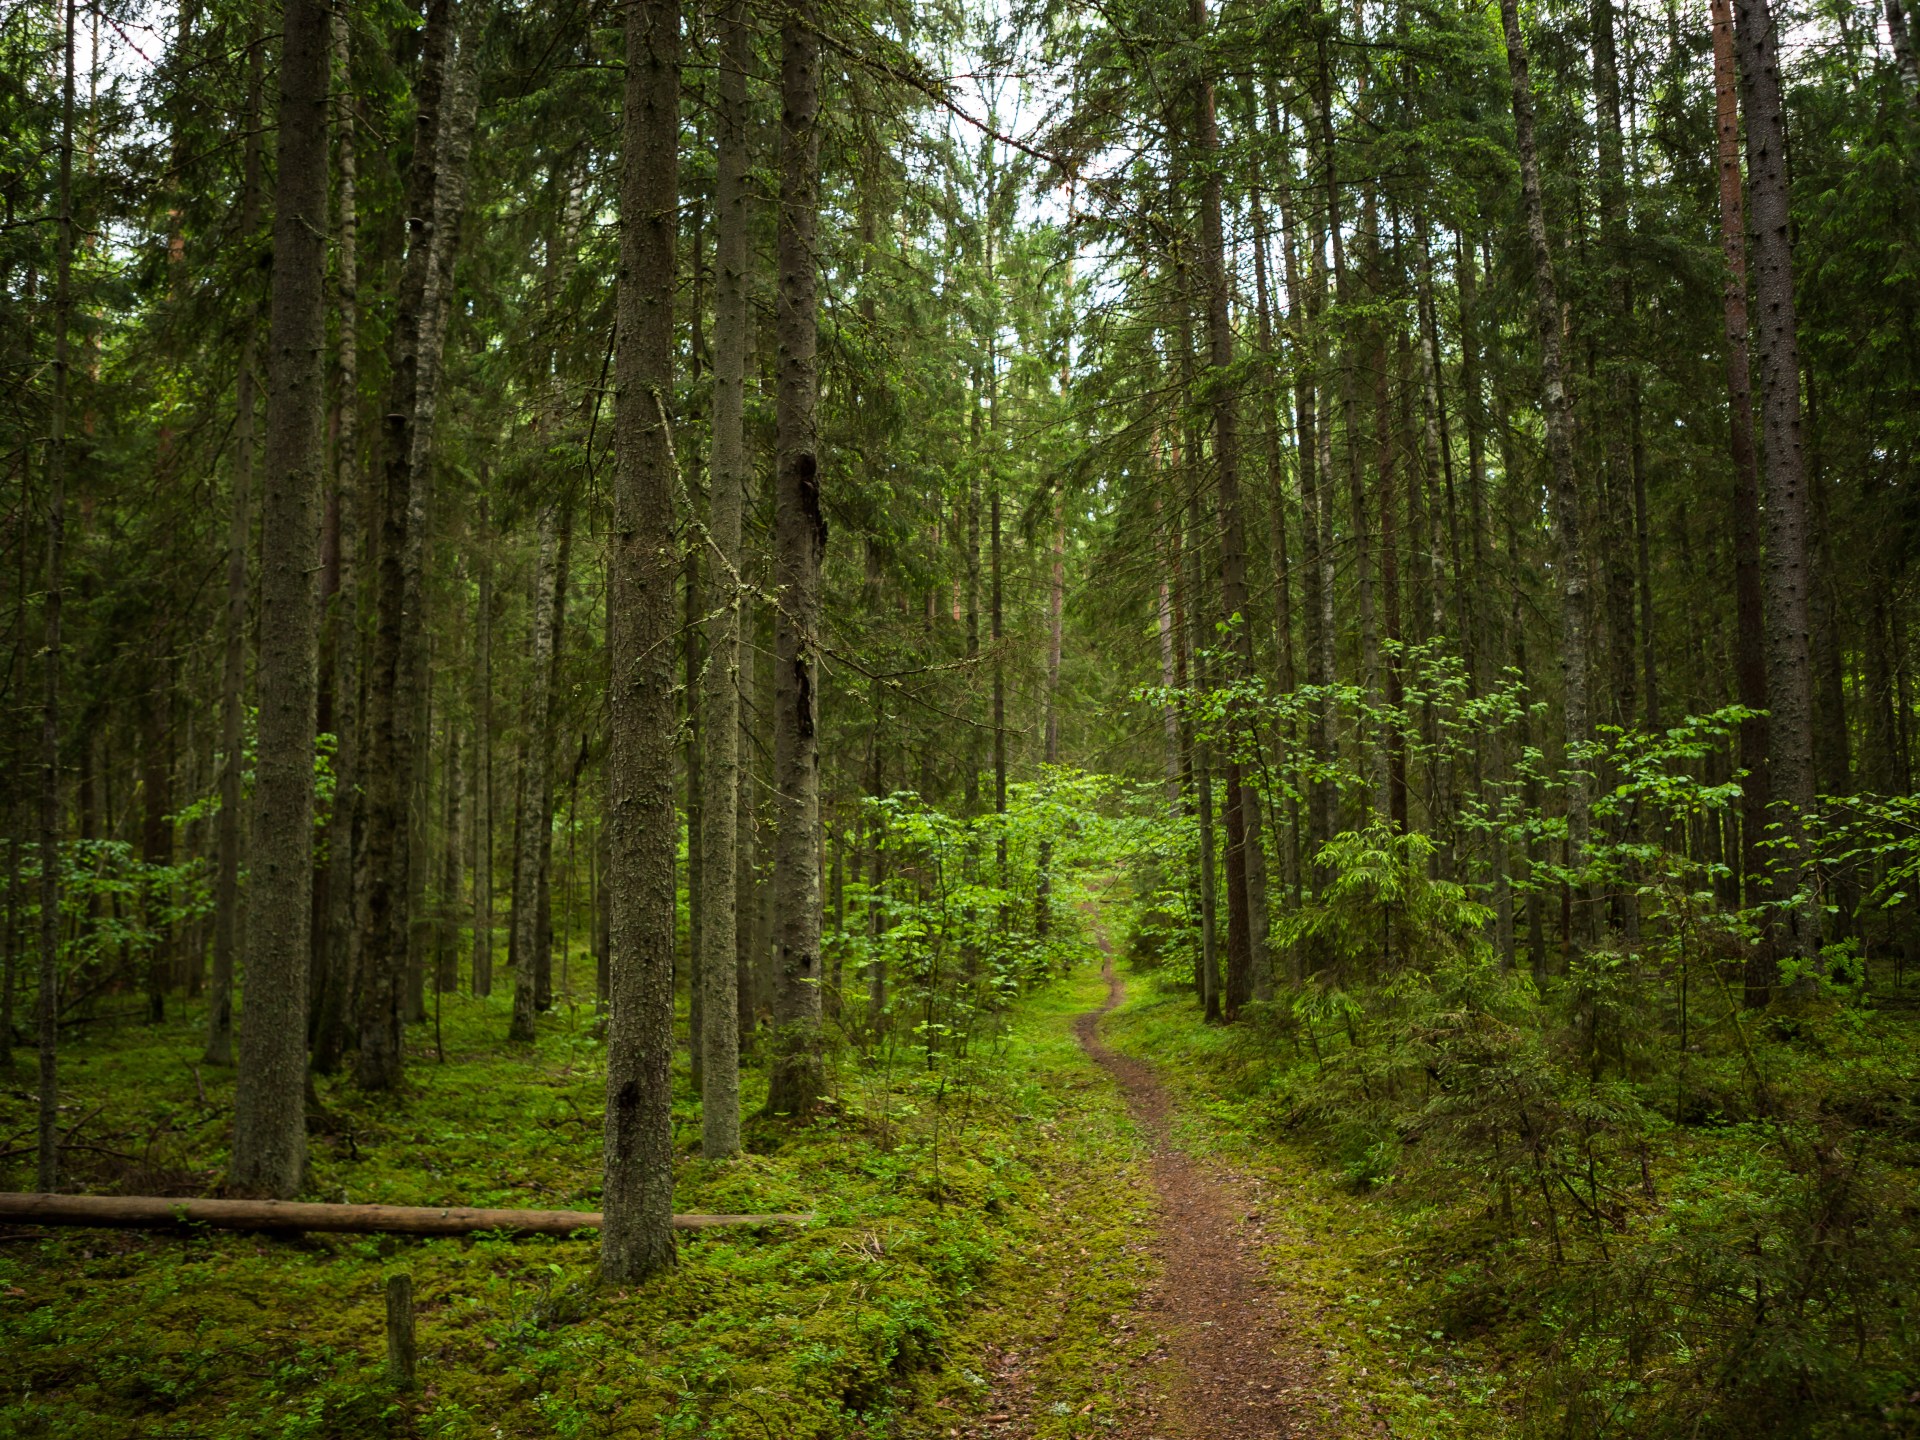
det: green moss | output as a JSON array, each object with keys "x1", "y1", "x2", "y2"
[{"x1": 0, "y1": 961, "x2": 1168, "y2": 1438}]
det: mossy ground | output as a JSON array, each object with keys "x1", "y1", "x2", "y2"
[
  {"x1": 0, "y1": 959, "x2": 1163, "y2": 1439},
  {"x1": 1102, "y1": 967, "x2": 1920, "y2": 1440}
]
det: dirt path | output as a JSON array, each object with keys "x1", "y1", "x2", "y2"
[
  {"x1": 957, "y1": 951, "x2": 1331, "y2": 1439},
  {"x1": 1068, "y1": 955, "x2": 1326, "y2": 1439}
]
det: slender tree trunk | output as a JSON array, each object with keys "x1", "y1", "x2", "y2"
[
  {"x1": 1458, "y1": 234, "x2": 1514, "y2": 964},
  {"x1": 765, "y1": 0, "x2": 825, "y2": 1118},
  {"x1": 698, "y1": 0, "x2": 751, "y2": 1159},
  {"x1": 964, "y1": 433, "x2": 982, "y2": 817},
  {"x1": 737, "y1": 584, "x2": 761, "y2": 1042},
  {"x1": 1377, "y1": 331, "x2": 1408, "y2": 833},
  {"x1": 1034, "y1": 474, "x2": 1066, "y2": 935},
  {"x1": 1733, "y1": 0, "x2": 1820, "y2": 985},
  {"x1": 510, "y1": 512, "x2": 561, "y2": 1043},
  {"x1": 601, "y1": 0, "x2": 681, "y2": 1286},
  {"x1": 471, "y1": 492, "x2": 493, "y2": 997},
  {"x1": 231, "y1": 0, "x2": 330, "y2": 1198},
  {"x1": 1185, "y1": 499, "x2": 1223, "y2": 1023},
  {"x1": 206, "y1": 19, "x2": 265, "y2": 1070},
  {"x1": 1708, "y1": 0, "x2": 1772, "y2": 944},
  {"x1": 1275, "y1": 117, "x2": 1333, "y2": 876},
  {"x1": 140, "y1": 695, "x2": 173, "y2": 1023},
  {"x1": 436, "y1": 584, "x2": 464, "y2": 994},
  {"x1": 311, "y1": 7, "x2": 362, "y2": 1075},
  {"x1": 1190, "y1": 0, "x2": 1253, "y2": 1018},
  {"x1": 1158, "y1": 572, "x2": 1183, "y2": 819},
  {"x1": 992, "y1": 469, "x2": 1008, "y2": 886},
  {"x1": 535, "y1": 517, "x2": 571, "y2": 1011},
  {"x1": 400, "y1": 6, "x2": 482, "y2": 1027},
  {"x1": 1247, "y1": 128, "x2": 1302, "y2": 925},
  {"x1": 358, "y1": 0, "x2": 454, "y2": 1090},
  {"x1": 37, "y1": 0, "x2": 77, "y2": 1193},
  {"x1": 1500, "y1": 0, "x2": 1594, "y2": 928},
  {"x1": 3, "y1": 831, "x2": 18, "y2": 1071}
]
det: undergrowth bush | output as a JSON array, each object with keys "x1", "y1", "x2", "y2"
[{"x1": 1118, "y1": 799, "x2": 1920, "y2": 1439}]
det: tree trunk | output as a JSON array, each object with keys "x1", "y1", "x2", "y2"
[
  {"x1": 140, "y1": 693, "x2": 173, "y2": 1024},
  {"x1": 471, "y1": 492, "x2": 493, "y2": 997},
  {"x1": 1500, "y1": 0, "x2": 1594, "y2": 926},
  {"x1": 311, "y1": 6, "x2": 363, "y2": 1075},
  {"x1": 683, "y1": 548, "x2": 702, "y2": 1081},
  {"x1": 765, "y1": 0, "x2": 826, "y2": 1119},
  {"x1": 1708, "y1": 0, "x2": 1772, "y2": 941},
  {"x1": 737, "y1": 589, "x2": 761, "y2": 1042},
  {"x1": 435, "y1": 584, "x2": 464, "y2": 995},
  {"x1": 401, "y1": 7, "x2": 482, "y2": 1027},
  {"x1": 700, "y1": 0, "x2": 751, "y2": 1158},
  {"x1": 510, "y1": 511, "x2": 562, "y2": 1043},
  {"x1": 1275, "y1": 114, "x2": 1333, "y2": 878},
  {"x1": 534, "y1": 517, "x2": 572, "y2": 1012},
  {"x1": 206, "y1": 18, "x2": 265, "y2": 1070},
  {"x1": 1191, "y1": 0, "x2": 1253, "y2": 1019},
  {"x1": 601, "y1": 0, "x2": 681, "y2": 1286},
  {"x1": 37, "y1": 0, "x2": 76, "y2": 1193},
  {"x1": 1185, "y1": 498, "x2": 1222, "y2": 1024},
  {"x1": 357, "y1": 0, "x2": 455, "y2": 1090},
  {"x1": 1157, "y1": 570, "x2": 1183, "y2": 821},
  {"x1": 1888, "y1": 0, "x2": 1920, "y2": 97},
  {"x1": 1038, "y1": 477, "x2": 1065, "y2": 935},
  {"x1": 1734, "y1": 0, "x2": 1820, "y2": 986},
  {"x1": 231, "y1": 0, "x2": 330, "y2": 1198}
]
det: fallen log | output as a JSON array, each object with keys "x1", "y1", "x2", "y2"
[{"x1": 0, "y1": 1193, "x2": 811, "y2": 1236}]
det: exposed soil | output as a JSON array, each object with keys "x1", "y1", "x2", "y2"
[{"x1": 962, "y1": 954, "x2": 1333, "y2": 1439}]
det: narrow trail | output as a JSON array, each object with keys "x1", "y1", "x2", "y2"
[
  {"x1": 1070, "y1": 952, "x2": 1326, "y2": 1439},
  {"x1": 959, "y1": 940, "x2": 1333, "y2": 1439}
]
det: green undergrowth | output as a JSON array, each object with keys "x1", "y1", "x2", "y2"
[
  {"x1": 1103, "y1": 970, "x2": 1920, "y2": 1440},
  {"x1": 0, "y1": 962, "x2": 1155, "y2": 1439}
]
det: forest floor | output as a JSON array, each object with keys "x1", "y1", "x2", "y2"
[
  {"x1": 937, "y1": 913, "x2": 1505, "y2": 1440},
  {"x1": 0, "y1": 930, "x2": 1503, "y2": 1438}
]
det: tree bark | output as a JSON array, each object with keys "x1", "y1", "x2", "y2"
[
  {"x1": 601, "y1": 0, "x2": 681, "y2": 1285},
  {"x1": 1500, "y1": 0, "x2": 1595, "y2": 922},
  {"x1": 435, "y1": 584, "x2": 464, "y2": 995},
  {"x1": 206, "y1": 17, "x2": 265, "y2": 1070},
  {"x1": 358, "y1": 0, "x2": 456, "y2": 1090},
  {"x1": 400, "y1": 4, "x2": 483, "y2": 1026},
  {"x1": 311, "y1": 5, "x2": 362, "y2": 1076},
  {"x1": 510, "y1": 511, "x2": 562, "y2": 1043},
  {"x1": 0, "y1": 1192, "x2": 807, "y2": 1236},
  {"x1": 1190, "y1": 0, "x2": 1253, "y2": 1019},
  {"x1": 1184, "y1": 497, "x2": 1223, "y2": 1023},
  {"x1": 471, "y1": 492, "x2": 494, "y2": 997},
  {"x1": 231, "y1": 0, "x2": 330, "y2": 1198},
  {"x1": 700, "y1": 0, "x2": 751, "y2": 1159},
  {"x1": 765, "y1": 0, "x2": 826, "y2": 1118},
  {"x1": 1274, "y1": 113, "x2": 1333, "y2": 878},
  {"x1": 536, "y1": 517, "x2": 572, "y2": 1011},
  {"x1": 1887, "y1": 0, "x2": 1920, "y2": 97},
  {"x1": 37, "y1": 0, "x2": 76, "y2": 1193},
  {"x1": 1708, "y1": 0, "x2": 1772, "y2": 937},
  {"x1": 1733, "y1": 0, "x2": 1820, "y2": 985}
]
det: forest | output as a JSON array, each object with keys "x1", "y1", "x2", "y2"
[{"x1": 1, "y1": 0, "x2": 1918, "y2": 1431}]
